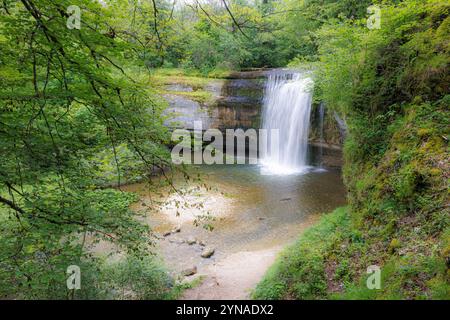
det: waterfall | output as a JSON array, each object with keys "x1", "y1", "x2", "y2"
[
  {"x1": 318, "y1": 102, "x2": 325, "y2": 167},
  {"x1": 260, "y1": 70, "x2": 314, "y2": 175}
]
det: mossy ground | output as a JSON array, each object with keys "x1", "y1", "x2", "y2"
[{"x1": 150, "y1": 68, "x2": 230, "y2": 105}]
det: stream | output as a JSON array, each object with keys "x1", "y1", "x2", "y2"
[
  {"x1": 124, "y1": 164, "x2": 346, "y2": 299},
  {"x1": 125, "y1": 69, "x2": 346, "y2": 299}
]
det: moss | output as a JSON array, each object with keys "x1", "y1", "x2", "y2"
[
  {"x1": 151, "y1": 67, "x2": 229, "y2": 87},
  {"x1": 389, "y1": 238, "x2": 401, "y2": 253},
  {"x1": 160, "y1": 89, "x2": 214, "y2": 104},
  {"x1": 417, "y1": 128, "x2": 433, "y2": 137},
  {"x1": 428, "y1": 168, "x2": 441, "y2": 176},
  {"x1": 150, "y1": 68, "x2": 224, "y2": 105}
]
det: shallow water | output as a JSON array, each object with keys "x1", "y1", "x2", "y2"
[
  {"x1": 191, "y1": 164, "x2": 346, "y2": 250},
  {"x1": 125, "y1": 164, "x2": 346, "y2": 280}
]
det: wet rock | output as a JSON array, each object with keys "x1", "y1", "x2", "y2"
[
  {"x1": 181, "y1": 266, "x2": 197, "y2": 277},
  {"x1": 201, "y1": 247, "x2": 215, "y2": 258},
  {"x1": 187, "y1": 238, "x2": 196, "y2": 245}
]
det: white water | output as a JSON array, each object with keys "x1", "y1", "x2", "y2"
[
  {"x1": 318, "y1": 102, "x2": 325, "y2": 167},
  {"x1": 260, "y1": 70, "x2": 314, "y2": 175}
]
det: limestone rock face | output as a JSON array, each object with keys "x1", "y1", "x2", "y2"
[
  {"x1": 164, "y1": 70, "x2": 266, "y2": 132},
  {"x1": 308, "y1": 103, "x2": 345, "y2": 167}
]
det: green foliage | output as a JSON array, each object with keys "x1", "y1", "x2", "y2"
[
  {"x1": 182, "y1": 19, "x2": 250, "y2": 74},
  {"x1": 101, "y1": 255, "x2": 176, "y2": 300},
  {"x1": 0, "y1": 0, "x2": 175, "y2": 298}
]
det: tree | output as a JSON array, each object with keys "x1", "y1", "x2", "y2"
[{"x1": 0, "y1": 0, "x2": 172, "y2": 298}]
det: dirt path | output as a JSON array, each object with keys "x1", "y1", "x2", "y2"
[{"x1": 181, "y1": 247, "x2": 282, "y2": 300}]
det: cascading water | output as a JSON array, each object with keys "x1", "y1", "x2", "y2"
[
  {"x1": 318, "y1": 102, "x2": 325, "y2": 167},
  {"x1": 260, "y1": 70, "x2": 314, "y2": 175}
]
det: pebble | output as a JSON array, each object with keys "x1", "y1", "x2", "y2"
[
  {"x1": 181, "y1": 266, "x2": 197, "y2": 277},
  {"x1": 201, "y1": 247, "x2": 215, "y2": 258}
]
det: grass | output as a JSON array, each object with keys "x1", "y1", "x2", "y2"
[
  {"x1": 150, "y1": 68, "x2": 226, "y2": 104},
  {"x1": 252, "y1": 207, "x2": 351, "y2": 299},
  {"x1": 151, "y1": 67, "x2": 230, "y2": 87},
  {"x1": 253, "y1": 205, "x2": 449, "y2": 300},
  {"x1": 171, "y1": 275, "x2": 206, "y2": 299},
  {"x1": 152, "y1": 68, "x2": 213, "y2": 88},
  {"x1": 99, "y1": 255, "x2": 176, "y2": 300},
  {"x1": 100, "y1": 253, "x2": 206, "y2": 300},
  {"x1": 159, "y1": 89, "x2": 214, "y2": 104}
]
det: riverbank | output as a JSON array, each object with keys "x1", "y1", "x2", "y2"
[
  {"x1": 253, "y1": 207, "x2": 350, "y2": 299},
  {"x1": 124, "y1": 164, "x2": 346, "y2": 299}
]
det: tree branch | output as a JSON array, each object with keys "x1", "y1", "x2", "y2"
[{"x1": 221, "y1": 0, "x2": 250, "y2": 39}]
